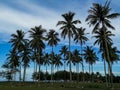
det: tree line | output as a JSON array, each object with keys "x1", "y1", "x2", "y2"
[{"x1": 0, "y1": 0, "x2": 120, "y2": 88}]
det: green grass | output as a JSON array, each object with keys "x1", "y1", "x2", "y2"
[{"x1": 0, "y1": 82, "x2": 120, "y2": 90}]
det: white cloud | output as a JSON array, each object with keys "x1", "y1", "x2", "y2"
[{"x1": 0, "y1": 2, "x2": 61, "y2": 35}]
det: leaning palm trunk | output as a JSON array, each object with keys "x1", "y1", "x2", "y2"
[{"x1": 104, "y1": 31, "x2": 113, "y2": 87}]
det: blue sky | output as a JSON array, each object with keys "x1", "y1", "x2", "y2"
[{"x1": 0, "y1": 0, "x2": 120, "y2": 81}]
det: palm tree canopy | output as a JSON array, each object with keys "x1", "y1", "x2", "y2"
[
  {"x1": 74, "y1": 27, "x2": 89, "y2": 45},
  {"x1": 108, "y1": 46, "x2": 120, "y2": 64},
  {"x1": 59, "y1": 45, "x2": 68, "y2": 58},
  {"x1": 93, "y1": 28, "x2": 114, "y2": 51},
  {"x1": 72, "y1": 49, "x2": 82, "y2": 63},
  {"x1": 6, "y1": 50, "x2": 19, "y2": 68},
  {"x1": 47, "y1": 29, "x2": 60, "y2": 47},
  {"x1": 21, "y1": 41, "x2": 31, "y2": 67},
  {"x1": 54, "y1": 54, "x2": 63, "y2": 68},
  {"x1": 9, "y1": 30, "x2": 27, "y2": 52},
  {"x1": 43, "y1": 53, "x2": 51, "y2": 66},
  {"x1": 57, "y1": 11, "x2": 81, "y2": 39},
  {"x1": 84, "y1": 46, "x2": 98, "y2": 65},
  {"x1": 29, "y1": 25, "x2": 46, "y2": 52},
  {"x1": 86, "y1": 1, "x2": 120, "y2": 33}
]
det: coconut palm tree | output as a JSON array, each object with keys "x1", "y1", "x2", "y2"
[
  {"x1": 54, "y1": 54, "x2": 63, "y2": 72},
  {"x1": 43, "y1": 53, "x2": 51, "y2": 80},
  {"x1": 72, "y1": 49, "x2": 82, "y2": 82},
  {"x1": 94, "y1": 28, "x2": 114, "y2": 85},
  {"x1": 29, "y1": 25, "x2": 46, "y2": 82},
  {"x1": 84, "y1": 46, "x2": 98, "y2": 82},
  {"x1": 6, "y1": 50, "x2": 19, "y2": 81},
  {"x1": 57, "y1": 11, "x2": 81, "y2": 81},
  {"x1": 9, "y1": 30, "x2": 27, "y2": 81},
  {"x1": 59, "y1": 45, "x2": 68, "y2": 80},
  {"x1": 107, "y1": 45, "x2": 120, "y2": 84},
  {"x1": 21, "y1": 41, "x2": 31, "y2": 82},
  {"x1": 86, "y1": 1, "x2": 120, "y2": 86},
  {"x1": 59, "y1": 46, "x2": 68, "y2": 70},
  {"x1": 46, "y1": 29, "x2": 60, "y2": 81},
  {"x1": 74, "y1": 27, "x2": 88, "y2": 82}
]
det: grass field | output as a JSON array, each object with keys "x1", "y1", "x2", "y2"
[{"x1": 0, "y1": 82, "x2": 120, "y2": 90}]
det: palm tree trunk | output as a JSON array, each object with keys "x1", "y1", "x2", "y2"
[
  {"x1": 68, "y1": 32, "x2": 72, "y2": 81},
  {"x1": 64, "y1": 60, "x2": 66, "y2": 81},
  {"x1": 51, "y1": 46, "x2": 54, "y2": 82},
  {"x1": 19, "y1": 64, "x2": 22, "y2": 81},
  {"x1": 14, "y1": 66, "x2": 16, "y2": 81},
  {"x1": 81, "y1": 45, "x2": 84, "y2": 82},
  {"x1": 45, "y1": 65, "x2": 47, "y2": 80},
  {"x1": 38, "y1": 63, "x2": 41, "y2": 82},
  {"x1": 77, "y1": 63, "x2": 79, "y2": 82},
  {"x1": 102, "y1": 25, "x2": 112, "y2": 87},
  {"x1": 38, "y1": 54, "x2": 41, "y2": 82},
  {"x1": 23, "y1": 65, "x2": 26, "y2": 82},
  {"x1": 89, "y1": 64, "x2": 90, "y2": 82},
  {"x1": 91, "y1": 64, "x2": 93, "y2": 82},
  {"x1": 103, "y1": 58, "x2": 108, "y2": 87}
]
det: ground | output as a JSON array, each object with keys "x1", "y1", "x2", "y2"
[{"x1": 0, "y1": 82, "x2": 120, "y2": 90}]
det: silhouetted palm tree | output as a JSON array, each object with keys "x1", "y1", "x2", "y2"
[
  {"x1": 29, "y1": 25, "x2": 46, "y2": 82},
  {"x1": 74, "y1": 27, "x2": 88, "y2": 82},
  {"x1": 21, "y1": 41, "x2": 31, "y2": 82},
  {"x1": 6, "y1": 50, "x2": 19, "y2": 81},
  {"x1": 84, "y1": 46, "x2": 98, "y2": 82},
  {"x1": 72, "y1": 49, "x2": 82, "y2": 82},
  {"x1": 57, "y1": 11, "x2": 81, "y2": 81},
  {"x1": 46, "y1": 29, "x2": 60, "y2": 81},
  {"x1": 43, "y1": 53, "x2": 51, "y2": 80},
  {"x1": 54, "y1": 54, "x2": 63, "y2": 72},
  {"x1": 9, "y1": 30, "x2": 27, "y2": 81},
  {"x1": 94, "y1": 28, "x2": 114, "y2": 85},
  {"x1": 59, "y1": 46, "x2": 68, "y2": 69},
  {"x1": 86, "y1": 1, "x2": 120, "y2": 86}
]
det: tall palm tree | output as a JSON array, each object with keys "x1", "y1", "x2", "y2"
[
  {"x1": 59, "y1": 46, "x2": 68, "y2": 80},
  {"x1": 107, "y1": 45, "x2": 120, "y2": 84},
  {"x1": 86, "y1": 0, "x2": 120, "y2": 86},
  {"x1": 94, "y1": 28, "x2": 114, "y2": 85},
  {"x1": 43, "y1": 53, "x2": 51, "y2": 80},
  {"x1": 29, "y1": 25, "x2": 46, "y2": 82},
  {"x1": 74, "y1": 27, "x2": 88, "y2": 82},
  {"x1": 6, "y1": 50, "x2": 19, "y2": 81},
  {"x1": 59, "y1": 46, "x2": 68, "y2": 71},
  {"x1": 57, "y1": 11, "x2": 81, "y2": 81},
  {"x1": 9, "y1": 30, "x2": 27, "y2": 81},
  {"x1": 72, "y1": 49, "x2": 82, "y2": 82},
  {"x1": 46, "y1": 29, "x2": 60, "y2": 81},
  {"x1": 21, "y1": 41, "x2": 31, "y2": 82},
  {"x1": 84, "y1": 46, "x2": 98, "y2": 82},
  {"x1": 54, "y1": 54, "x2": 63, "y2": 72}
]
